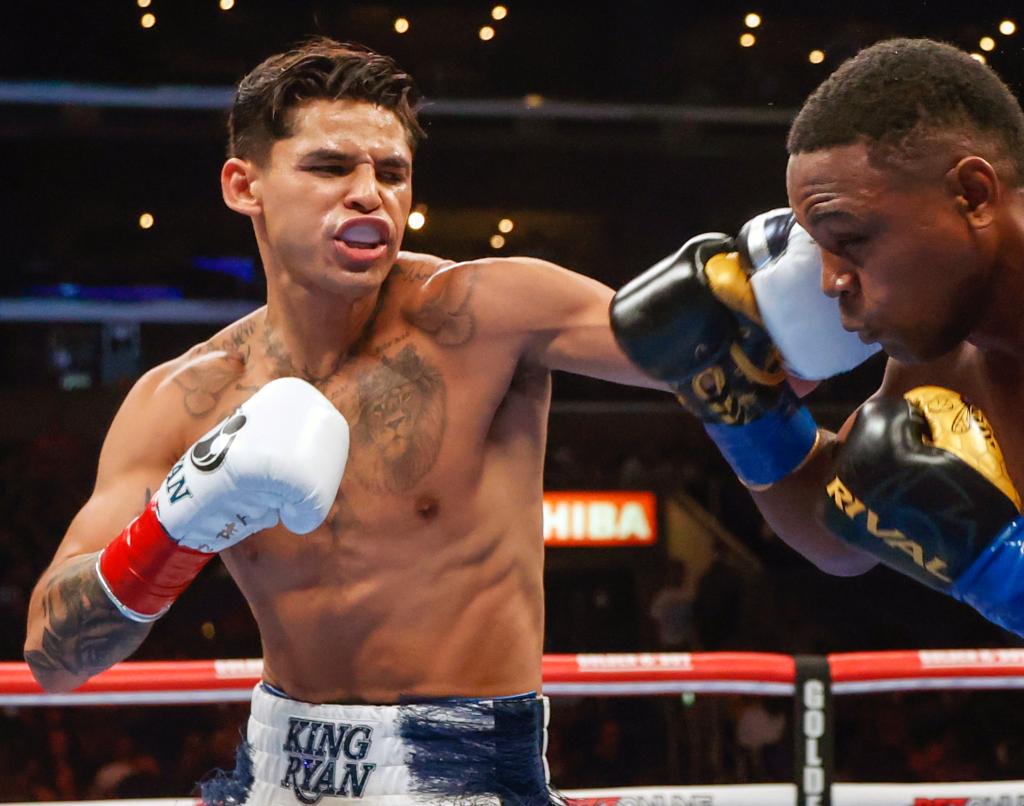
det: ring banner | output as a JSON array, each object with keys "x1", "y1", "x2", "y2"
[{"x1": 794, "y1": 655, "x2": 834, "y2": 806}]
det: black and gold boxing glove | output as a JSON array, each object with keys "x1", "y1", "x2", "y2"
[
  {"x1": 823, "y1": 386, "x2": 1024, "y2": 635},
  {"x1": 611, "y1": 233, "x2": 818, "y2": 488}
]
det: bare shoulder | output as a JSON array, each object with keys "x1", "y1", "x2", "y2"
[
  {"x1": 395, "y1": 251, "x2": 478, "y2": 347},
  {"x1": 100, "y1": 313, "x2": 264, "y2": 477},
  {"x1": 398, "y1": 252, "x2": 583, "y2": 300},
  {"x1": 403, "y1": 251, "x2": 609, "y2": 332}
]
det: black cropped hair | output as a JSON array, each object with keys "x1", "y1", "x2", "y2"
[
  {"x1": 788, "y1": 38, "x2": 1024, "y2": 184},
  {"x1": 229, "y1": 37, "x2": 425, "y2": 165}
]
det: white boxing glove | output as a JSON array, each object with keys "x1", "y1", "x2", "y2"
[
  {"x1": 156, "y1": 376, "x2": 350, "y2": 551},
  {"x1": 98, "y1": 376, "x2": 350, "y2": 622},
  {"x1": 740, "y1": 208, "x2": 881, "y2": 380}
]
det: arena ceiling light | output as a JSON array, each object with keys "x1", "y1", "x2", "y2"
[{"x1": 407, "y1": 209, "x2": 426, "y2": 231}]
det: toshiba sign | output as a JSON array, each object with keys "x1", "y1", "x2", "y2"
[{"x1": 543, "y1": 492, "x2": 657, "y2": 546}]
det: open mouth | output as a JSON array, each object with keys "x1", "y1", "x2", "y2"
[{"x1": 333, "y1": 219, "x2": 390, "y2": 264}]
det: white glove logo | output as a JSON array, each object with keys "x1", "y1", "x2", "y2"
[{"x1": 190, "y1": 412, "x2": 247, "y2": 473}]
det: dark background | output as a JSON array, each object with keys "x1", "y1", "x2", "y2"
[{"x1": 2, "y1": 1, "x2": 1024, "y2": 799}]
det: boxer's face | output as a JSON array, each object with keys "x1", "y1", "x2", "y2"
[
  {"x1": 247, "y1": 99, "x2": 413, "y2": 296},
  {"x1": 788, "y1": 141, "x2": 989, "y2": 363}
]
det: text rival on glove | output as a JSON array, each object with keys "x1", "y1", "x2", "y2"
[{"x1": 826, "y1": 476, "x2": 952, "y2": 583}]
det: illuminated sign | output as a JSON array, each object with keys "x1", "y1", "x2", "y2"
[{"x1": 543, "y1": 491, "x2": 657, "y2": 546}]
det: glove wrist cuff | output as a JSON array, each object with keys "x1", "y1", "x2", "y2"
[
  {"x1": 951, "y1": 516, "x2": 1024, "y2": 637},
  {"x1": 705, "y1": 403, "x2": 819, "y2": 488},
  {"x1": 96, "y1": 498, "x2": 214, "y2": 622}
]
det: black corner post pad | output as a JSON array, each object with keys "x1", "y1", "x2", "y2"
[{"x1": 794, "y1": 655, "x2": 834, "y2": 806}]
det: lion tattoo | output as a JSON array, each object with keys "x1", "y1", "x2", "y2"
[{"x1": 350, "y1": 345, "x2": 446, "y2": 494}]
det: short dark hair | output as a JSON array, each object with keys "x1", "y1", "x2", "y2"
[
  {"x1": 228, "y1": 37, "x2": 425, "y2": 164},
  {"x1": 788, "y1": 38, "x2": 1024, "y2": 184}
]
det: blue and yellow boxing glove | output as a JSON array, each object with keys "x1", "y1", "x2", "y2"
[{"x1": 824, "y1": 386, "x2": 1024, "y2": 636}]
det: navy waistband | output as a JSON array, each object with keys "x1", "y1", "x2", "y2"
[{"x1": 259, "y1": 680, "x2": 537, "y2": 705}]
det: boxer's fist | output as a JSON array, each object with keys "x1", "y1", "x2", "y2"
[
  {"x1": 611, "y1": 233, "x2": 788, "y2": 426},
  {"x1": 823, "y1": 386, "x2": 1021, "y2": 592},
  {"x1": 739, "y1": 208, "x2": 880, "y2": 380},
  {"x1": 155, "y1": 377, "x2": 350, "y2": 552}
]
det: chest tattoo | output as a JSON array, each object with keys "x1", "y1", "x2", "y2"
[{"x1": 346, "y1": 344, "x2": 447, "y2": 495}]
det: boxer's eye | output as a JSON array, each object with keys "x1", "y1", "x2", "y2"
[{"x1": 311, "y1": 165, "x2": 351, "y2": 175}]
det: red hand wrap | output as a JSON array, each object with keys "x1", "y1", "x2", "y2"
[{"x1": 98, "y1": 498, "x2": 213, "y2": 619}]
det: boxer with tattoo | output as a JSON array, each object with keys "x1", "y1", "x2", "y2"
[{"x1": 23, "y1": 38, "x2": 662, "y2": 805}]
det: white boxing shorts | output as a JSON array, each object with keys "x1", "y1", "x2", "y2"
[{"x1": 199, "y1": 682, "x2": 556, "y2": 806}]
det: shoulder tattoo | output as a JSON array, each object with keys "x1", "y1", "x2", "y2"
[{"x1": 405, "y1": 268, "x2": 477, "y2": 347}]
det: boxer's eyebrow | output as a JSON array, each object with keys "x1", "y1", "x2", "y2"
[
  {"x1": 376, "y1": 155, "x2": 411, "y2": 173},
  {"x1": 808, "y1": 209, "x2": 862, "y2": 226},
  {"x1": 301, "y1": 148, "x2": 355, "y2": 163}
]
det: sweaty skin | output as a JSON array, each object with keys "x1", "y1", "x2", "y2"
[
  {"x1": 24, "y1": 98, "x2": 660, "y2": 701},
  {"x1": 752, "y1": 139, "x2": 1024, "y2": 577}
]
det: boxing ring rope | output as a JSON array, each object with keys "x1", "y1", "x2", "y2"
[{"x1": 5, "y1": 649, "x2": 1024, "y2": 805}]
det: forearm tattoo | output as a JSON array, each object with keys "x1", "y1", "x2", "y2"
[{"x1": 25, "y1": 554, "x2": 151, "y2": 686}]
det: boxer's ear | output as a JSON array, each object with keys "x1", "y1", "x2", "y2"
[
  {"x1": 222, "y1": 158, "x2": 263, "y2": 217},
  {"x1": 946, "y1": 156, "x2": 998, "y2": 230}
]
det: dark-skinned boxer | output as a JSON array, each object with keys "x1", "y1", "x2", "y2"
[{"x1": 612, "y1": 37, "x2": 1024, "y2": 637}]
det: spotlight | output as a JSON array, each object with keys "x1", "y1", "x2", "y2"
[
  {"x1": 139, "y1": 212, "x2": 155, "y2": 229},
  {"x1": 498, "y1": 218, "x2": 514, "y2": 233},
  {"x1": 739, "y1": 32, "x2": 756, "y2": 47},
  {"x1": 492, "y1": 5, "x2": 508, "y2": 20},
  {"x1": 999, "y1": 20, "x2": 1016, "y2": 35},
  {"x1": 980, "y1": 36, "x2": 996, "y2": 52},
  {"x1": 744, "y1": 12, "x2": 761, "y2": 28},
  {"x1": 140, "y1": 12, "x2": 156, "y2": 28},
  {"x1": 408, "y1": 210, "x2": 426, "y2": 231},
  {"x1": 490, "y1": 234, "x2": 506, "y2": 249},
  {"x1": 394, "y1": 17, "x2": 410, "y2": 34},
  {"x1": 479, "y1": 26, "x2": 496, "y2": 41},
  {"x1": 809, "y1": 49, "x2": 825, "y2": 64}
]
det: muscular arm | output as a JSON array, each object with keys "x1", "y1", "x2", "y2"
[
  {"x1": 25, "y1": 553, "x2": 151, "y2": 692},
  {"x1": 24, "y1": 365, "x2": 186, "y2": 691},
  {"x1": 751, "y1": 430, "x2": 880, "y2": 576},
  {"x1": 750, "y1": 357, "x2": 929, "y2": 576},
  {"x1": 453, "y1": 256, "x2": 671, "y2": 388}
]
